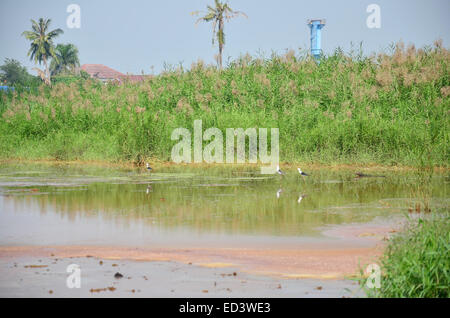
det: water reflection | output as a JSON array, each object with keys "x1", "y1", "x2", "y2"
[
  {"x1": 0, "y1": 164, "x2": 448, "y2": 241},
  {"x1": 276, "y1": 188, "x2": 282, "y2": 199},
  {"x1": 298, "y1": 194, "x2": 306, "y2": 204}
]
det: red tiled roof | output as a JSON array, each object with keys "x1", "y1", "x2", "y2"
[
  {"x1": 81, "y1": 64, "x2": 150, "y2": 83},
  {"x1": 81, "y1": 64, "x2": 125, "y2": 80}
]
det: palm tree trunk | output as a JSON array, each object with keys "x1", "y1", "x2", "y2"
[
  {"x1": 43, "y1": 55, "x2": 51, "y2": 85},
  {"x1": 218, "y1": 19, "x2": 224, "y2": 69},
  {"x1": 219, "y1": 44, "x2": 223, "y2": 69}
]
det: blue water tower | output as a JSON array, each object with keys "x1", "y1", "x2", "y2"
[{"x1": 307, "y1": 19, "x2": 326, "y2": 60}]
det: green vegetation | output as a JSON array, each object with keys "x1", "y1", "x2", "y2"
[
  {"x1": 0, "y1": 42, "x2": 448, "y2": 166},
  {"x1": 359, "y1": 166, "x2": 449, "y2": 298},
  {"x1": 362, "y1": 212, "x2": 450, "y2": 298},
  {"x1": 0, "y1": 58, "x2": 39, "y2": 87},
  {"x1": 49, "y1": 43, "x2": 80, "y2": 76},
  {"x1": 21, "y1": 18, "x2": 64, "y2": 85},
  {"x1": 50, "y1": 70, "x2": 90, "y2": 85}
]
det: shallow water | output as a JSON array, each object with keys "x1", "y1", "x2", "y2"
[{"x1": 0, "y1": 163, "x2": 448, "y2": 248}]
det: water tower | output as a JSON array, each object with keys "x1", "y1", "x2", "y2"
[{"x1": 307, "y1": 19, "x2": 326, "y2": 60}]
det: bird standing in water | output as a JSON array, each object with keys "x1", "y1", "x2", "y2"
[
  {"x1": 146, "y1": 163, "x2": 152, "y2": 171},
  {"x1": 297, "y1": 168, "x2": 309, "y2": 176},
  {"x1": 276, "y1": 165, "x2": 285, "y2": 175}
]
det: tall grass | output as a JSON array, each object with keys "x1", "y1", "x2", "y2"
[
  {"x1": 0, "y1": 41, "x2": 448, "y2": 166},
  {"x1": 362, "y1": 212, "x2": 450, "y2": 298}
]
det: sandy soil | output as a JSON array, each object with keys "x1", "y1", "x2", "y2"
[
  {"x1": 0, "y1": 254, "x2": 364, "y2": 298},
  {"x1": 0, "y1": 244, "x2": 383, "y2": 279},
  {"x1": 0, "y1": 220, "x2": 399, "y2": 297}
]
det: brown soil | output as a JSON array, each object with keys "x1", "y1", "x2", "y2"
[{"x1": 0, "y1": 244, "x2": 384, "y2": 279}]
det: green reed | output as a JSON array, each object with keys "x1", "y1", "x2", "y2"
[
  {"x1": 361, "y1": 211, "x2": 449, "y2": 298},
  {"x1": 0, "y1": 41, "x2": 448, "y2": 166}
]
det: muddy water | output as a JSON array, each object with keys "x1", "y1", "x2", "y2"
[{"x1": 0, "y1": 163, "x2": 447, "y2": 249}]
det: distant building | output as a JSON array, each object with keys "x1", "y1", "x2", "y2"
[{"x1": 80, "y1": 64, "x2": 148, "y2": 84}]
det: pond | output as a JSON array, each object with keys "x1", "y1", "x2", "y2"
[{"x1": 0, "y1": 163, "x2": 447, "y2": 249}]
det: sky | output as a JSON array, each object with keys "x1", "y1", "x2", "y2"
[{"x1": 1, "y1": 0, "x2": 449, "y2": 75}]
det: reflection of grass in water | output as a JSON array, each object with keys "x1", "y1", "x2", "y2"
[
  {"x1": 2, "y1": 165, "x2": 447, "y2": 236},
  {"x1": 361, "y1": 211, "x2": 449, "y2": 298},
  {"x1": 408, "y1": 165, "x2": 435, "y2": 214}
]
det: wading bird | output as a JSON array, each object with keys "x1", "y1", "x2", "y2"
[
  {"x1": 276, "y1": 165, "x2": 285, "y2": 175},
  {"x1": 146, "y1": 163, "x2": 152, "y2": 171},
  {"x1": 297, "y1": 168, "x2": 309, "y2": 176}
]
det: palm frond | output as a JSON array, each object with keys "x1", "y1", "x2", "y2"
[{"x1": 192, "y1": 1, "x2": 247, "y2": 69}]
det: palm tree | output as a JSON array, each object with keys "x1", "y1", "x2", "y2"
[
  {"x1": 22, "y1": 18, "x2": 63, "y2": 84},
  {"x1": 50, "y1": 43, "x2": 80, "y2": 76},
  {"x1": 192, "y1": 0, "x2": 247, "y2": 69}
]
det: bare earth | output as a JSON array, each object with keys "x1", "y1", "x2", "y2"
[{"x1": 0, "y1": 222, "x2": 399, "y2": 297}]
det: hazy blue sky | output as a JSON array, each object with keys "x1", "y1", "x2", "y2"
[{"x1": 1, "y1": 0, "x2": 449, "y2": 74}]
